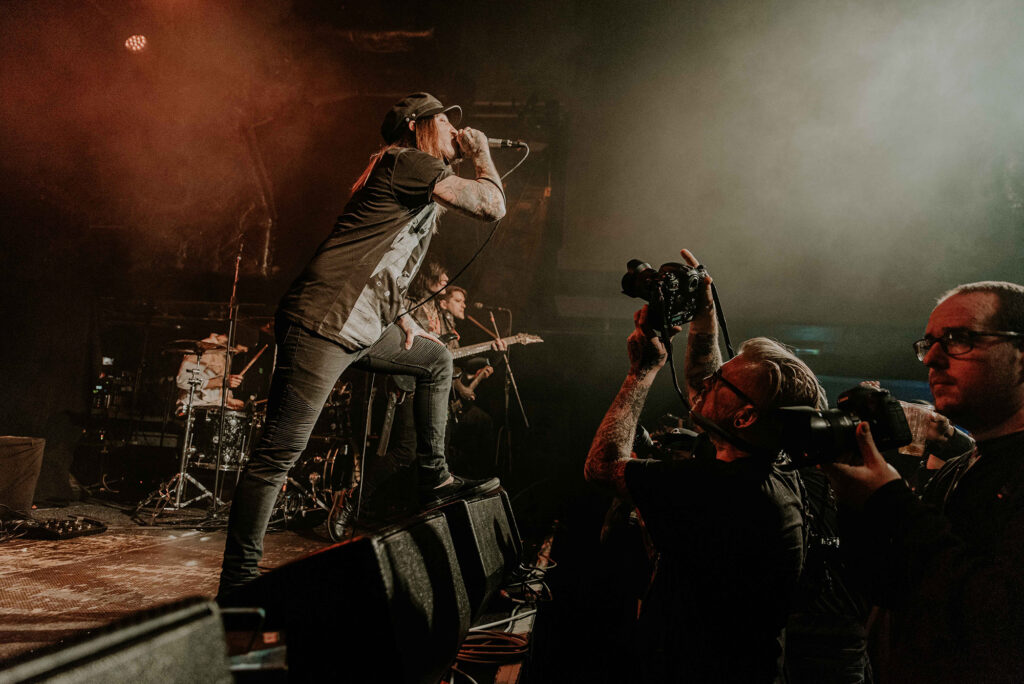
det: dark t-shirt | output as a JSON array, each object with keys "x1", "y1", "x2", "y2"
[
  {"x1": 856, "y1": 430, "x2": 1024, "y2": 682},
  {"x1": 625, "y1": 452, "x2": 805, "y2": 683},
  {"x1": 279, "y1": 147, "x2": 453, "y2": 350}
]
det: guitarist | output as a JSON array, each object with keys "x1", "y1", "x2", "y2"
[{"x1": 440, "y1": 286, "x2": 505, "y2": 397}]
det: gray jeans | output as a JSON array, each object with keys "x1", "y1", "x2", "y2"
[{"x1": 219, "y1": 317, "x2": 452, "y2": 593}]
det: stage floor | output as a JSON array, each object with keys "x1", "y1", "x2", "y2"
[{"x1": 0, "y1": 499, "x2": 329, "y2": 663}]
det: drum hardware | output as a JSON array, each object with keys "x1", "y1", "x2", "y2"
[
  {"x1": 208, "y1": 237, "x2": 247, "y2": 520},
  {"x1": 347, "y1": 374, "x2": 376, "y2": 526},
  {"x1": 144, "y1": 239, "x2": 253, "y2": 523},
  {"x1": 270, "y1": 417, "x2": 361, "y2": 526},
  {"x1": 278, "y1": 471, "x2": 332, "y2": 527},
  {"x1": 85, "y1": 297, "x2": 277, "y2": 507},
  {"x1": 189, "y1": 407, "x2": 259, "y2": 471},
  {"x1": 135, "y1": 365, "x2": 226, "y2": 524},
  {"x1": 164, "y1": 339, "x2": 246, "y2": 355}
]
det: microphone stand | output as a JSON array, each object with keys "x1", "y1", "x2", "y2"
[{"x1": 488, "y1": 312, "x2": 529, "y2": 475}]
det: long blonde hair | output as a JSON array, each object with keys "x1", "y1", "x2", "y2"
[{"x1": 351, "y1": 116, "x2": 451, "y2": 193}]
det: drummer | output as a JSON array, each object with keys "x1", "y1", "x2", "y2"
[{"x1": 176, "y1": 333, "x2": 248, "y2": 411}]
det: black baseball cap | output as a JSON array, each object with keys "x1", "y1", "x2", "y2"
[{"x1": 381, "y1": 92, "x2": 462, "y2": 143}]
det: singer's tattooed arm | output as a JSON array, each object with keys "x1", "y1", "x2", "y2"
[
  {"x1": 585, "y1": 372, "x2": 654, "y2": 501},
  {"x1": 433, "y1": 148, "x2": 506, "y2": 221}
]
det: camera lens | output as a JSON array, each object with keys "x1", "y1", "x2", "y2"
[{"x1": 622, "y1": 260, "x2": 655, "y2": 298}]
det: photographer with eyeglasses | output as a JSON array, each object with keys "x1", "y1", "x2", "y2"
[
  {"x1": 825, "y1": 280, "x2": 1024, "y2": 683},
  {"x1": 585, "y1": 249, "x2": 823, "y2": 683}
]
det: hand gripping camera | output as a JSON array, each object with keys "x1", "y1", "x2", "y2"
[
  {"x1": 621, "y1": 260, "x2": 708, "y2": 333},
  {"x1": 774, "y1": 386, "x2": 913, "y2": 466}
]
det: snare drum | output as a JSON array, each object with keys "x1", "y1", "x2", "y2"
[{"x1": 189, "y1": 407, "x2": 258, "y2": 470}]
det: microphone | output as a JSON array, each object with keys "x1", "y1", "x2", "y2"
[
  {"x1": 488, "y1": 138, "x2": 528, "y2": 149},
  {"x1": 473, "y1": 302, "x2": 510, "y2": 311}
]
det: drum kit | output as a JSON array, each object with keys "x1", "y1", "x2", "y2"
[{"x1": 134, "y1": 335, "x2": 359, "y2": 527}]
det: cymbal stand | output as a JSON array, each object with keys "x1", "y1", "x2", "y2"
[
  {"x1": 136, "y1": 364, "x2": 223, "y2": 524},
  {"x1": 175, "y1": 368, "x2": 206, "y2": 507},
  {"x1": 209, "y1": 237, "x2": 244, "y2": 518}
]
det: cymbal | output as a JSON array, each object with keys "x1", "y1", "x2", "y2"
[
  {"x1": 197, "y1": 339, "x2": 248, "y2": 352},
  {"x1": 163, "y1": 338, "x2": 246, "y2": 354},
  {"x1": 162, "y1": 339, "x2": 204, "y2": 355}
]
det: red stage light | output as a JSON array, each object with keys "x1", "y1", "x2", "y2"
[{"x1": 124, "y1": 35, "x2": 148, "y2": 53}]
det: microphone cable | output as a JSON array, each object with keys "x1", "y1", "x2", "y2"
[
  {"x1": 499, "y1": 143, "x2": 530, "y2": 179},
  {"x1": 396, "y1": 145, "x2": 530, "y2": 325}
]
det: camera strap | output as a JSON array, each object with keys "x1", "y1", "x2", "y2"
[{"x1": 710, "y1": 282, "x2": 735, "y2": 359}]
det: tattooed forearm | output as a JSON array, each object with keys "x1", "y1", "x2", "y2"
[
  {"x1": 585, "y1": 373, "x2": 652, "y2": 500},
  {"x1": 685, "y1": 331, "x2": 722, "y2": 399},
  {"x1": 433, "y1": 174, "x2": 506, "y2": 221},
  {"x1": 464, "y1": 151, "x2": 506, "y2": 219}
]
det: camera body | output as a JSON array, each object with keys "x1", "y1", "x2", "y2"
[
  {"x1": 621, "y1": 260, "x2": 707, "y2": 332},
  {"x1": 775, "y1": 386, "x2": 913, "y2": 466}
]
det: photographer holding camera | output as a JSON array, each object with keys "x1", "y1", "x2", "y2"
[
  {"x1": 824, "y1": 281, "x2": 1024, "y2": 683},
  {"x1": 585, "y1": 249, "x2": 819, "y2": 683}
]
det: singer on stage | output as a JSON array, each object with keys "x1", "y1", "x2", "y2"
[{"x1": 218, "y1": 92, "x2": 506, "y2": 596}]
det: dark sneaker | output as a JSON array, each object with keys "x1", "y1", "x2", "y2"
[
  {"x1": 327, "y1": 489, "x2": 358, "y2": 542},
  {"x1": 419, "y1": 475, "x2": 501, "y2": 510}
]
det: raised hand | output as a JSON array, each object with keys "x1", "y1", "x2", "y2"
[
  {"x1": 628, "y1": 306, "x2": 680, "y2": 377},
  {"x1": 455, "y1": 127, "x2": 489, "y2": 160}
]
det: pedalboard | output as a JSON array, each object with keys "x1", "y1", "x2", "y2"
[{"x1": 20, "y1": 517, "x2": 109, "y2": 540}]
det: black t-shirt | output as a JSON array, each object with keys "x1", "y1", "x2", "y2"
[
  {"x1": 279, "y1": 147, "x2": 453, "y2": 350},
  {"x1": 854, "y1": 430, "x2": 1024, "y2": 682},
  {"x1": 625, "y1": 452, "x2": 805, "y2": 683},
  {"x1": 786, "y1": 468, "x2": 871, "y2": 656}
]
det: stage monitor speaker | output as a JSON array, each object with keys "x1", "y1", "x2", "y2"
[
  {"x1": 0, "y1": 597, "x2": 230, "y2": 684},
  {"x1": 0, "y1": 437, "x2": 45, "y2": 514},
  {"x1": 437, "y1": 489, "x2": 523, "y2": 618},
  {"x1": 224, "y1": 510, "x2": 471, "y2": 684}
]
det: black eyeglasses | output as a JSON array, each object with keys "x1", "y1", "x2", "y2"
[
  {"x1": 913, "y1": 328, "x2": 1024, "y2": 362},
  {"x1": 701, "y1": 367, "x2": 758, "y2": 407}
]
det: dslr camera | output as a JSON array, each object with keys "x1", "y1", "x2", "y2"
[
  {"x1": 621, "y1": 260, "x2": 708, "y2": 332},
  {"x1": 775, "y1": 386, "x2": 912, "y2": 466}
]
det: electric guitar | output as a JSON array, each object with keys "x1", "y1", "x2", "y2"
[{"x1": 449, "y1": 333, "x2": 544, "y2": 361}]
